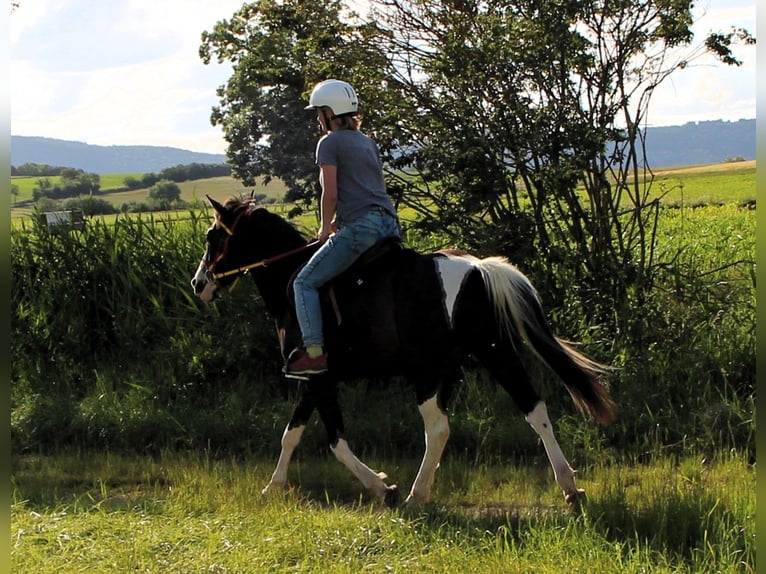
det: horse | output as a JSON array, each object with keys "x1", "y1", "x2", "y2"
[{"x1": 190, "y1": 196, "x2": 616, "y2": 507}]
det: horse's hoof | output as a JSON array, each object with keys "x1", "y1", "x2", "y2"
[
  {"x1": 261, "y1": 483, "x2": 282, "y2": 496},
  {"x1": 565, "y1": 489, "x2": 587, "y2": 506},
  {"x1": 403, "y1": 493, "x2": 423, "y2": 507},
  {"x1": 384, "y1": 485, "x2": 400, "y2": 508}
]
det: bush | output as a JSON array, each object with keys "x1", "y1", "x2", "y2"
[{"x1": 64, "y1": 196, "x2": 116, "y2": 216}]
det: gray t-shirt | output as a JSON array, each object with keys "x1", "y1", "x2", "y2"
[{"x1": 315, "y1": 129, "x2": 397, "y2": 226}]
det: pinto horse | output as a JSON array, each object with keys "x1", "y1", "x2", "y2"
[{"x1": 191, "y1": 196, "x2": 615, "y2": 507}]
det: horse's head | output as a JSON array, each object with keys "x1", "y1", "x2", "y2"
[
  {"x1": 191, "y1": 195, "x2": 258, "y2": 302},
  {"x1": 191, "y1": 196, "x2": 310, "y2": 303}
]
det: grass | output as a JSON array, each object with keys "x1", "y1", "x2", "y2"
[
  {"x1": 650, "y1": 161, "x2": 756, "y2": 206},
  {"x1": 11, "y1": 450, "x2": 754, "y2": 573},
  {"x1": 10, "y1": 161, "x2": 755, "y2": 219},
  {"x1": 10, "y1": 160, "x2": 755, "y2": 572}
]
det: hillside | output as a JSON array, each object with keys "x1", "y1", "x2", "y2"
[
  {"x1": 10, "y1": 136, "x2": 227, "y2": 174},
  {"x1": 639, "y1": 119, "x2": 754, "y2": 167},
  {"x1": 11, "y1": 118, "x2": 755, "y2": 172}
]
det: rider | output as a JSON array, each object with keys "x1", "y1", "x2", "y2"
[{"x1": 286, "y1": 79, "x2": 400, "y2": 375}]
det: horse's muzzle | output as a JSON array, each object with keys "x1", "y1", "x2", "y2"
[{"x1": 191, "y1": 263, "x2": 218, "y2": 301}]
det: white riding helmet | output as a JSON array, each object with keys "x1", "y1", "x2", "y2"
[{"x1": 305, "y1": 79, "x2": 358, "y2": 117}]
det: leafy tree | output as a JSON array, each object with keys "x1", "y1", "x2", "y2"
[
  {"x1": 365, "y1": 0, "x2": 754, "y2": 312},
  {"x1": 199, "y1": 0, "x2": 389, "y2": 205},
  {"x1": 15, "y1": 163, "x2": 64, "y2": 177},
  {"x1": 60, "y1": 167, "x2": 84, "y2": 181},
  {"x1": 123, "y1": 176, "x2": 143, "y2": 190},
  {"x1": 141, "y1": 173, "x2": 160, "y2": 188},
  {"x1": 148, "y1": 180, "x2": 182, "y2": 203}
]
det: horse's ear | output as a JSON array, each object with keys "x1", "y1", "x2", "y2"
[{"x1": 207, "y1": 194, "x2": 225, "y2": 215}]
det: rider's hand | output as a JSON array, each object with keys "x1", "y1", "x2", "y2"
[{"x1": 317, "y1": 227, "x2": 332, "y2": 244}]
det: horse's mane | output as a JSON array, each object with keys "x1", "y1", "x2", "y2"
[
  {"x1": 222, "y1": 195, "x2": 256, "y2": 211},
  {"x1": 221, "y1": 196, "x2": 307, "y2": 245}
]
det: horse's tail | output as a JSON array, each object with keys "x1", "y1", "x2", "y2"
[{"x1": 474, "y1": 256, "x2": 616, "y2": 426}]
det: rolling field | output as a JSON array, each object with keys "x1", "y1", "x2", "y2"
[
  {"x1": 10, "y1": 160, "x2": 756, "y2": 220},
  {"x1": 10, "y1": 174, "x2": 287, "y2": 218}
]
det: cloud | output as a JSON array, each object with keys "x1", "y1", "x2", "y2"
[
  {"x1": 10, "y1": 0, "x2": 68, "y2": 46},
  {"x1": 10, "y1": 0, "x2": 757, "y2": 153},
  {"x1": 12, "y1": 53, "x2": 232, "y2": 152},
  {"x1": 11, "y1": 0, "x2": 242, "y2": 153}
]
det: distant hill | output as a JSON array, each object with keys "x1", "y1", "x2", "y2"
[
  {"x1": 639, "y1": 119, "x2": 754, "y2": 167},
  {"x1": 11, "y1": 119, "x2": 755, "y2": 173},
  {"x1": 11, "y1": 136, "x2": 227, "y2": 174}
]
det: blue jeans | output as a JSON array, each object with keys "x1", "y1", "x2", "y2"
[{"x1": 293, "y1": 208, "x2": 400, "y2": 349}]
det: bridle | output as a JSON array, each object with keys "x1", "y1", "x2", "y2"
[
  {"x1": 210, "y1": 240, "x2": 319, "y2": 281},
  {"x1": 205, "y1": 205, "x2": 319, "y2": 284}
]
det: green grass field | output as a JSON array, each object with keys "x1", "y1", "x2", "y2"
[
  {"x1": 651, "y1": 161, "x2": 756, "y2": 205},
  {"x1": 11, "y1": 173, "x2": 142, "y2": 201},
  {"x1": 11, "y1": 450, "x2": 754, "y2": 573}
]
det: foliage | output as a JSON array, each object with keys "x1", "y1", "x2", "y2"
[
  {"x1": 12, "y1": 162, "x2": 70, "y2": 177},
  {"x1": 123, "y1": 163, "x2": 231, "y2": 190},
  {"x1": 32, "y1": 170, "x2": 101, "y2": 201},
  {"x1": 148, "y1": 179, "x2": 182, "y2": 203},
  {"x1": 64, "y1": 196, "x2": 117, "y2": 216},
  {"x1": 11, "y1": 210, "x2": 283, "y2": 451},
  {"x1": 199, "y1": 0, "x2": 389, "y2": 201}
]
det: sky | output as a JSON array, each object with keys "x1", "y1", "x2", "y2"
[{"x1": 10, "y1": 0, "x2": 757, "y2": 155}]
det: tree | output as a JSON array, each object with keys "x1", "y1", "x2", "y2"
[
  {"x1": 364, "y1": 0, "x2": 754, "y2": 310},
  {"x1": 148, "y1": 180, "x2": 182, "y2": 203},
  {"x1": 199, "y1": 0, "x2": 390, "y2": 205}
]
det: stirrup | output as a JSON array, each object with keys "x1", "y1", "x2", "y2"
[{"x1": 282, "y1": 367, "x2": 311, "y2": 381}]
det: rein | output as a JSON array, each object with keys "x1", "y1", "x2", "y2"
[{"x1": 211, "y1": 241, "x2": 320, "y2": 281}]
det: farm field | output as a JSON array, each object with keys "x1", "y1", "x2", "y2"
[
  {"x1": 10, "y1": 160, "x2": 756, "y2": 220},
  {"x1": 11, "y1": 450, "x2": 754, "y2": 573},
  {"x1": 10, "y1": 174, "x2": 287, "y2": 218},
  {"x1": 649, "y1": 160, "x2": 756, "y2": 205}
]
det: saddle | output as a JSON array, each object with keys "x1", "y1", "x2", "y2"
[
  {"x1": 343, "y1": 235, "x2": 403, "y2": 278},
  {"x1": 287, "y1": 235, "x2": 404, "y2": 324},
  {"x1": 282, "y1": 237, "x2": 404, "y2": 379}
]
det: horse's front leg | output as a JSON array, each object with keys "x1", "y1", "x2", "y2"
[
  {"x1": 262, "y1": 382, "x2": 315, "y2": 495},
  {"x1": 405, "y1": 394, "x2": 450, "y2": 505},
  {"x1": 312, "y1": 379, "x2": 400, "y2": 506}
]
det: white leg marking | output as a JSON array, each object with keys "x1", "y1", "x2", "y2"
[
  {"x1": 262, "y1": 424, "x2": 305, "y2": 494},
  {"x1": 434, "y1": 257, "x2": 474, "y2": 326},
  {"x1": 406, "y1": 395, "x2": 450, "y2": 504},
  {"x1": 525, "y1": 401, "x2": 581, "y2": 499},
  {"x1": 331, "y1": 439, "x2": 391, "y2": 499}
]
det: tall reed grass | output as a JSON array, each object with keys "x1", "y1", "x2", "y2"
[{"x1": 10, "y1": 203, "x2": 755, "y2": 461}]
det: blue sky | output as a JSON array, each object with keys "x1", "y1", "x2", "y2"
[{"x1": 10, "y1": 0, "x2": 757, "y2": 155}]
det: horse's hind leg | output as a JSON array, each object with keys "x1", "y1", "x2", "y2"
[
  {"x1": 313, "y1": 380, "x2": 399, "y2": 506},
  {"x1": 262, "y1": 382, "x2": 314, "y2": 495},
  {"x1": 476, "y1": 343, "x2": 584, "y2": 504},
  {"x1": 524, "y1": 401, "x2": 585, "y2": 504}
]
